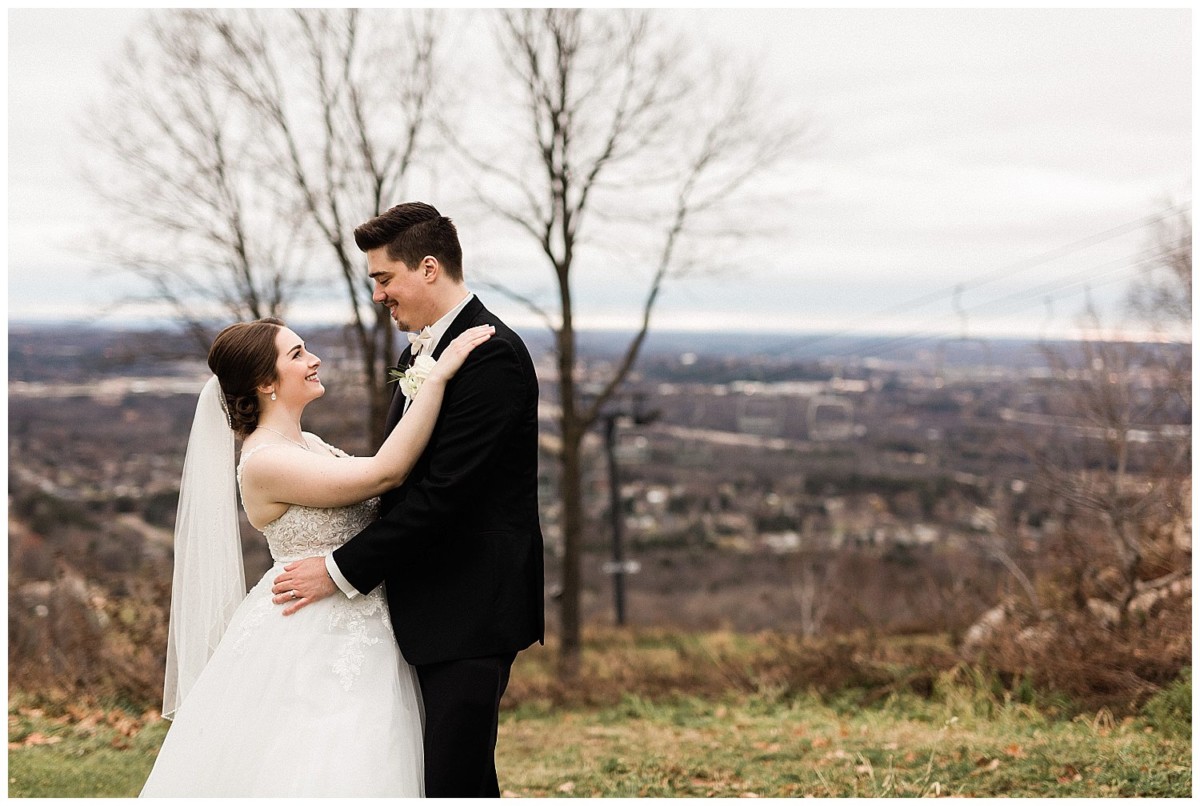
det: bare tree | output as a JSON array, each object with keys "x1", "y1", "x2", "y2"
[
  {"x1": 1033, "y1": 205, "x2": 1191, "y2": 620},
  {"x1": 1128, "y1": 206, "x2": 1192, "y2": 337},
  {"x1": 84, "y1": 12, "x2": 299, "y2": 347},
  {"x1": 86, "y1": 9, "x2": 440, "y2": 444},
  {"x1": 449, "y1": 9, "x2": 804, "y2": 676},
  {"x1": 790, "y1": 553, "x2": 838, "y2": 639}
]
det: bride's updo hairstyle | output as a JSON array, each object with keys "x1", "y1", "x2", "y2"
[{"x1": 207, "y1": 318, "x2": 285, "y2": 437}]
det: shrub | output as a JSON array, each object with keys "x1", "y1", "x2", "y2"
[
  {"x1": 963, "y1": 592, "x2": 1191, "y2": 716},
  {"x1": 11, "y1": 490, "x2": 97, "y2": 537},
  {"x1": 1141, "y1": 667, "x2": 1191, "y2": 738}
]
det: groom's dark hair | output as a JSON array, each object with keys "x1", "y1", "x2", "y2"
[{"x1": 354, "y1": 202, "x2": 464, "y2": 282}]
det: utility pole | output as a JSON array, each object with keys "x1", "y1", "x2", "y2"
[
  {"x1": 599, "y1": 393, "x2": 658, "y2": 626},
  {"x1": 603, "y1": 414, "x2": 629, "y2": 625}
]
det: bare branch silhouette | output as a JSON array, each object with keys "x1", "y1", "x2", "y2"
[
  {"x1": 449, "y1": 8, "x2": 808, "y2": 676},
  {"x1": 84, "y1": 9, "x2": 443, "y2": 444}
]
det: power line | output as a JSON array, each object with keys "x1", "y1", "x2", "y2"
[
  {"x1": 812, "y1": 259, "x2": 1159, "y2": 363},
  {"x1": 963, "y1": 252, "x2": 1153, "y2": 318},
  {"x1": 758, "y1": 202, "x2": 1190, "y2": 359}
]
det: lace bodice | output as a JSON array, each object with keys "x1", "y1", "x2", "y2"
[
  {"x1": 229, "y1": 434, "x2": 391, "y2": 694},
  {"x1": 236, "y1": 435, "x2": 379, "y2": 563}
]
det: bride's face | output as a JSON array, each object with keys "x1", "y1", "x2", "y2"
[{"x1": 269, "y1": 327, "x2": 324, "y2": 405}]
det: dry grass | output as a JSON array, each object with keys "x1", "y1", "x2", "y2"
[
  {"x1": 967, "y1": 591, "x2": 1191, "y2": 714},
  {"x1": 8, "y1": 628, "x2": 1190, "y2": 798},
  {"x1": 505, "y1": 627, "x2": 957, "y2": 710}
]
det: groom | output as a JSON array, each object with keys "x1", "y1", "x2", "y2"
[{"x1": 271, "y1": 202, "x2": 545, "y2": 797}]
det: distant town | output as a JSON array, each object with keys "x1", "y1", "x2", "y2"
[{"x1": 8, "y1": 323, "x2": 1189, "y2": 638}]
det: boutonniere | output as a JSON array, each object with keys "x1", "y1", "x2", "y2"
[{"x1": 388, "y1": 354, "x2": 438, "y2": 401}]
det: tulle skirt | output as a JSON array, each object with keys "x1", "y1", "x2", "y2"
[{"x1": 141, "y1": 563, "x2": 423, "y2": 797}]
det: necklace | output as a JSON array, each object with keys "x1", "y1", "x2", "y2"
[{"x1": 256, "y1": 426, "x2": 310, "y2": 451}]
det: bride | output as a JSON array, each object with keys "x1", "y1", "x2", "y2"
[{"x1": 140, "y1": 317, "x2": 494, "y2": 797}]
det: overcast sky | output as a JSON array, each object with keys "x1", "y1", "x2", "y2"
[{"x1": 7, "y1": 8, "x2": 1191, "y2": 340}]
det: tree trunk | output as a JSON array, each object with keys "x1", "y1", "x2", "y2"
[
  {"x1": 367, "y1": 307, "x2": 397, "y2": 449},
  {"x1": 555, "y1": 312, "x2": 584, "y2": 679},
  {"x1": 368, "y1": 375, "x2": 389, "y2": 450},
  {"x1": 557, "y1": 429, "x2": 585, "y2": 679}
]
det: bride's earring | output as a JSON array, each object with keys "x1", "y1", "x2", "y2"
[{"x1": 270, "y1": 391, "x2": 277, "y2": 401}]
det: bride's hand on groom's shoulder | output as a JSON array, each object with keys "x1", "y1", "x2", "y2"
[
  {"x1": 271, "y1": 557, "x2": 336, "y2": 615},
  {"x1": 429, "y1": 325, "x2": 495, "y2": 384}
]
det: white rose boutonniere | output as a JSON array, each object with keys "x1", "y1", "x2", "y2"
[{"x1": 388, "y1": 354, "x2": 438, "y2": 401}]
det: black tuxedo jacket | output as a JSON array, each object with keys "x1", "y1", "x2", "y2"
[{"x1": 332, "y1": 297, "x2": 545, "y2": 665}]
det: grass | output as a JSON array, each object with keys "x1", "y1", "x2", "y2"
[
  {"x1": 7, "y1": 694, "x2": 167, "y2": 798},
  {"x1": 8, "y1": 633, "x2": 1192, "y2": 798},
  {"x1": 495, "y1": 692, "x2": 1190, "y2": 798}
]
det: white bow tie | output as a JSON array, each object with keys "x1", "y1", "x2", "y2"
[{"x1": 408, "y1": 326, "x2": 434, "y2": 356}]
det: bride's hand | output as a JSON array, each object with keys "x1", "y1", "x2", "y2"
[{"x1": 428, "y1": 325, "x2": 495, "y2": 383}]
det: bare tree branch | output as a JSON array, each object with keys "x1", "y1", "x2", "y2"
[
  {"x1": 85, "y1": 9, "x2": 444, "y2": 446},
  {"x1": 1030, "y1": 206, "x2": 1191, "y2": 620},
  {"x1": 454, "y1": 8, "x2": 808, "y2": 677}
]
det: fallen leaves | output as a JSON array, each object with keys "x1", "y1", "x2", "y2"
[
  {"x1": 8, "y1": 732, "x2": 62, "y2": 750},
  {"x1": 9, "y1": 702, "x2": 148, "y2": 753},
  {"x1": 1057, "y1": 764, "x2": 1083, "y2": 784}
]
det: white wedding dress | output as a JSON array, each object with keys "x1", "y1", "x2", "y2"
[{"x1": 141, "y1": 440, "x2": 424, "y2": 797}]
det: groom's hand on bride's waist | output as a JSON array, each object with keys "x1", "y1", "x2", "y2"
[{"x1": 271, "y1": 557, "x2": 336, "y2": 615}]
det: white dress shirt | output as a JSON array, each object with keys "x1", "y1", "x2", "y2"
[{"x1": 325, "y1": 292, "x2": 475, "y2": 598}]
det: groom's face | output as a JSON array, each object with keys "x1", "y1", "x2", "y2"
[{"x1": 367, "y1": 248, "x2": 433, "y2": 332}]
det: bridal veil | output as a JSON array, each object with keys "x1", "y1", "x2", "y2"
[{"x1": 161, "y1": 375, "x2": 245, "y2": 719}]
